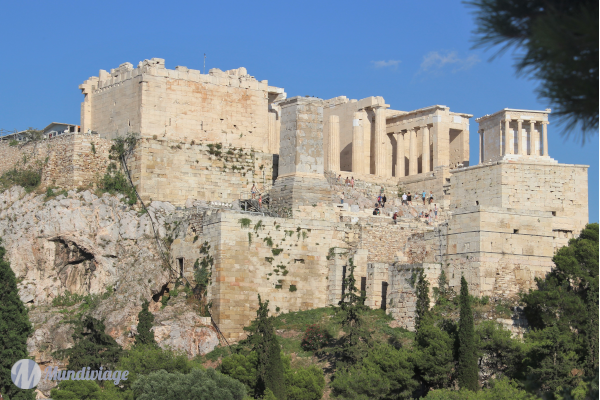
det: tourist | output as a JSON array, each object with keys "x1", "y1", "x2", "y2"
[
  {"x1": 341, "y1": 192, "x2": 345, "y2": 204},
  {"x1": 373, "y1": 207, "x2": 378, "y2": 216},
  {"x1": 429, "y1": 191, "x2": 434, "y2": 204},
  {"x1": 402, "y1": 192, "x2": 407, "y2": 206},
  {"x1": 393, "y1": 211, "x2": 398, "y2": 225},
  {"x1": 422, "y1": 190, "x2": 427, "y2": 205},
  {"x1": 434, "y1": 204, "x2": 438, "y2": 219},
  {"x1": 351, "y1": 177, "x2": 355, "y2": 188},
  {"x1": 345, "y1": 177, "x2": 350, "y2": 186},
  {"x1": 407, "y1": 192, "x2": 412, "y2": 205},
  {"x1": 377, "y1": 194, "x2": 382, "y2": 207},
  {"x1": 427, "y1": 212, "x2": 432, "y2": 225},
  {"x1": 251, "y1": 184, "x2": 257, "y2": 199},
  {"x1": 337, "y1": 174, "x2": 342, "y2": 183},
  {"x1": 382, "y1": 193, "x2": 387, "y2": 208},
  {"x1": 377, "y1": 208, "x2": 381, "y2": 215},
  {"x1": 258, "y1": 194, "x2": 262, "y2": 210}
]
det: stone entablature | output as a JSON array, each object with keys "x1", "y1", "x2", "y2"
[
  {"x1": 476, "y1": 108, "x2": 551, "y2": 163},
  {"x1": 79, "y1": 58, "x2": 286, "y2": 153}
]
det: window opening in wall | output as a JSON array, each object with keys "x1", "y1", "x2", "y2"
[
  {"x1": 341, "y1": 265, "x2": 347, "y2": 298},
  {"x1": 381, "y1": 282, "x2": 388, "y2": 311},
  {"x1": 360, "y1": 277, "x2": 366, "y2": 294},
  {"x1": 513, "y1": 229, "x2": 519, "y2": 234},
  {"x1": 552, "y1": 211, "x2": 556, "y2": 216},
  {"x1": 177, "y1": 258, "x2": 184, "y2": 277}
]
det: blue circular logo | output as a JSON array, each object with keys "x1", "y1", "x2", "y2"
[{"x1": 11, "y1": 359, "x2": 41, "y2": 389}]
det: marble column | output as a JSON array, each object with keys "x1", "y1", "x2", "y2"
[
  {"x1": 529, "y1": 121, "x2": 537, "y2": 156},
  {"x1": 352, "y1": 111, "x2": 364, "y2": 174},
  {"x1": 516, "y1": 119, "x2": 523, "y2": 155},
  {"x1": 421, "y1": 125, "x2": 430, "y2": 173},
  {"x1": 504, "y1": 119, "x2": 511, "y2": 155},
  {"x1": 373, "y1": 106, "x2": 387, "y2": 177},
  {"x1": 268, "y1": 112, "x2": 277, "y2": 154},
  {"x1": 326, "y1": 115, "x2": 340, "y2": 171},
  {"x1": 408, "y1": 128, "x2": 418, "y2": 176},
  {"x1": 478, "y1": 130, "x2": 483, "y2": 164},
  {"x1": 396, "y1": 132, "x2": 405, "y2": 177},
  {"x1": 542, "y1": 121, "x2": 549, "y2": 156}
]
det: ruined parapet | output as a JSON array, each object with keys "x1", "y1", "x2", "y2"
[
  {"x1": 387, "y1": 263, "x2": 441, "y2": 331},
  {"x1": 270, "y1": 97, "x2": 333, "y2": 213},
  {"x1": 364, "y1": 262, "x2": 389, "y2": 310},
  {"x1": 327, "y1": 247, "x2": 349, "y2": 306}
]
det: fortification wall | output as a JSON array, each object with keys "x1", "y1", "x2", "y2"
[
  {"x1": 188, "y1": 211, "x2": 347, "y2": 340},
  {"x1": 0, "y1": 134, "x2": 112, "y2": 191},
  {"x1": 81, "y1": 59, "x2": 285, "y2": 154},
  {"x1": 124, "y1": 138, "x2": 276, "y2": 206},
  {"x1": 450, "y1": 161, "x2": 588, "y2": 250}
]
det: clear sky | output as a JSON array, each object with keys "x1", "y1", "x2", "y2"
[{"x1": 1, "y1": 0, "x2": 597, "y2": 222}]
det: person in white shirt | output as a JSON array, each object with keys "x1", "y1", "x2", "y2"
[{"x1": 402, "y1": 193, "x2": 407, "y2": 206}]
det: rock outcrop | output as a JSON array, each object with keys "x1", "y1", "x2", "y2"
[{"x1": 0, "y1": 186, "x2": 218, "y2": 367}]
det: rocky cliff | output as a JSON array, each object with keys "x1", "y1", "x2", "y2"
[{"x1": 0, "y1": 186, "x2": 218, "y2": 370}]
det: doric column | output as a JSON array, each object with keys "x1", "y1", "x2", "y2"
[
  {"x1": 529, "y1": 121, "x2": 536, "y2": 156},
  {"x1": 396, "y1": 132, "x2": 405, "y2": 177},
  {"x1": 408, "y1": 128, "x2": 418, "y2": 176},
  {"x1": 373, "y1": 106, "x2": 387, "y2": 177},
  {"x1": 516, "y1": 119, "x2": 523, "y2": 154},
  {"x1": 542, "y1": 121, "x2": 549, "y2": 156},
  {"x1": 478, "y1": 130, "x2": 482, "y2": 164},
  {"x1": 421, "y1": 125, "x2": 430, "y2": 173},
  {"x1": 504, "y1": 119, "x2": 511, "y2": 155},
  {"x1": 268, "y1": 112, "x2": 277, "y2": 154},
  {"x1": 352, "y1": 111, "x2": 364, "y2": 174},
  {"x1": 326, "y1": 115, "x2": 340, "y2": 171}
]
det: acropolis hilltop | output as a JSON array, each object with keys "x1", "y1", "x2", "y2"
[{"x1": 0, "y1": 58, "x2": 588, "y2": 339}]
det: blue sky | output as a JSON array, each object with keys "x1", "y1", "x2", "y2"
[{"x1": 1, "y1": 0, "x2": 597, "y2": 222}]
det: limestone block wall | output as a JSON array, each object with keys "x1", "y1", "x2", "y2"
[
  {"x1": 81, "y1": 59, "x2": 285, "y2": 153},
  {"x1": 184, "y1": 211, "x2": 347, "y2": 340},
  {"x1": 356, "y1": 221, "x2": 432, "y2": 263},
  {"x1": 387, "y1": 263, "x2": 441, "y2": 331},
  {"x1": 0, "y1": 133, "x2": 112, "y2": 191},
  {"x1": 125, "y1": 138, "x2": 275, "y2": 206},
  {"x1": 450, "y1": 161, "x2": 589, "y2": 250},
  {"x1": 397, "y1": 167, "x2": 451, "y2": 209}
]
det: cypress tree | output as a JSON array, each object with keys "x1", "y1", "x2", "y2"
[
  {"x1": 415, "y1": 269, "x2": 431, "y2": 332},
  {"x1": 0, "y1": 239, "x2": 36, "y2": 400},
  {"x1": 457, "y1": 276, "x2": 478, "y2": 391},
  {"x1": 250, "y1": 295, "x2": 286, "y2": 399},
  {"x1": 135, "y1": 300, "x2": 156, "y2": 346},
  {"x1": 56, "y1": 316, "x2": 122, "y2": 373}
]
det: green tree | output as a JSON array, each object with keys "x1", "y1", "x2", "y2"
[
  {"x1": 475, "y1": 321, "x2": 524, "y2": 383},
  {"x1": 331, "y1": 342, "x2": 417, "y2": 399},
  {"x1": 284, "y1": 365, "x2": 325, "y2": 400},
  {"x1": 422, "y1": 377, "x2": 537, "y2": 399},
  {"x1": 0, "y1": 239, "x2": 36, "y2": 400},
  {"x1": 55, "y1": 316, "x2": 123, "y2": 374},
  {"x1": 134, "y1": 300, "x2": 156, "y2": 347},
  {"x1": 132, "y1": 368, "x2": 246, "y2": 400},
  {"x1": 415, "y1": 269, "x2": 431, "y2": 332},
  {"x1": 117, "y1": 344, "x2": 194, "y2": 390},
  {"x1": 468, "y1": 0, "x2": 599, "y2": 138},
  {"x1": 457, "y1": 276, "x2": 478, "y2": 391},
  {"x1": 244, "y1": 295, "x2": 286, "y2": 399},
  {"x1": 50, "y1": 380, "x2": 102, "y2": 400},
  {"x1": 334, "y1": 258, "x2": 371, "y2": 370},
  {"x1": 414, "y1": 314, "x2": 455, "y2": 392},
  {"x1": 521, "y1": 223, "x2": 599, "y2": 396}
]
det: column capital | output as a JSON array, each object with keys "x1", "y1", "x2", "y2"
[
  {"x1": 420, "y1": 124, "x2": 428, "y2": 129},
  {"x1": 541, "y1": 120, "x2": 550, "y2": 125}
]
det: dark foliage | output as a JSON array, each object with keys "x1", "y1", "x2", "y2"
[
  {"x1": 457, "y1": 276, "x2": 478, "y2": 391},
  {"x1": 0, "y1": 239, "x2": 36, "y2": 400},
  {"x1": 467, "y1": 0, "x2": 599, "y2": 139},
  {"x1": 134, "y1": 300, "x2": 156, "y2": 347}
]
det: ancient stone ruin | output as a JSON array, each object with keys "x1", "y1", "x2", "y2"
[{"x1": 1, "y1": 58, "x2": 589, "y2": 341}]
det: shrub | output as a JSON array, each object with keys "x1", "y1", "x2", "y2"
[
  {"x1": 99, "y1": 163, "x2": 137, "y2": 205},
  {"x1": 52, "y1": 291, "x2": 85, "y2": 307},
  {"x1": 9, "y1": 140, "x2": 19, "y2": 146},
  {"x1": 0, "y1": 168, "x2": 41, "y2": 192},
  {"x1": 133, "y1": 368, "x2": 246, "y2": 400},
  {"x1": 289, "y1": 284, "x2": 297, "y2": 292},
  {"x1": 300, "y1": 324, "x2": 330, "y2": 351}
]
